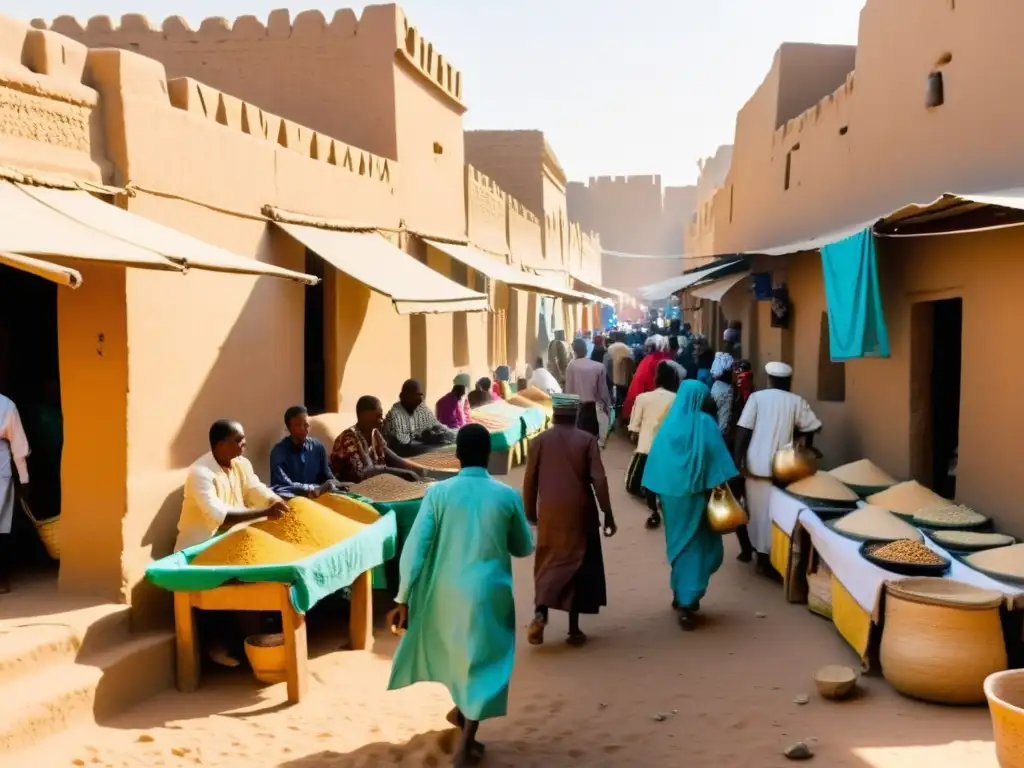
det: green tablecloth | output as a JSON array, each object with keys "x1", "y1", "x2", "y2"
[
  {"x1": 473, "y1": 401, "x2": 527, "y2": 451},
  {"x1": 144, "y1": 511, "x2": 397, "y2": 614}
]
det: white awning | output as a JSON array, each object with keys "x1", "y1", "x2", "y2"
[
  {"x1": 638, "y1": 259, "x2": 746, "y2": 302},
  {"x1": 0, "y1": 182, "x2": 182, "y2": 271},
  {"x1": 0, "y1": 252, "x2": 82, "y2": 288},
  {"x1": 689, "y1": 270, "x2": 750, "y2": 302},
  {"x1": 745, "y1": 220, "x2": 877, "y2": 257},
  {"x1": 19, "y1": 185, "x2": 318, "y2": 284},
  {"x1": 273, "y1": 224, "x2": 488, "y2": 314},
  {"x1": 423, "y1": 239, "x2": 595, "y2": 303}
]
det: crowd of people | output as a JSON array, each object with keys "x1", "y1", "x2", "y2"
[{"x1": 160, "y1": 316, "x2": 822, "y2": 766}]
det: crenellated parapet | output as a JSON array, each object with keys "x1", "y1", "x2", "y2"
[
  {"x1": 164, "y1": 75, "x2": 390, "y2": 183},
  {"x1": 394, "y1": 6, "x2": 463, "y2": 106},
  {"x1": 773, "y1": 71, "x2": 855, "y2": 148}
]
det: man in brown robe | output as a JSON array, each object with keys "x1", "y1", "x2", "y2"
[{"x1": 522, "y1": 394, "x2": 617, "y2": 647}]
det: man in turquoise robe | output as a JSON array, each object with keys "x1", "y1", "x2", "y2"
[
  {"x1": 642, "y1": 380, "x2": 738, "y2": 631},
  {"x1": 386, "y1": 423, "x2": 534, "y2": 766}
]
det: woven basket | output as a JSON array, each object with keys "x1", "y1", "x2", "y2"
[
  {"x1": 985, "y1": 670, "x2": 1024, "y2": 768},
  {"x1": 20, "y1": 498, "x2": 60, "y2": 560},
  {"x1": 880, "y1": 578, "x2": 1007, "y2": 705}
]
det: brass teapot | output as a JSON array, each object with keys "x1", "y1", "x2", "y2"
[
  {"x1": 706, "y1": 484, "x2": 749, "y2": 535},
  {"x1": 772, "y1": 443, "x2": 819, "y2": 485}
]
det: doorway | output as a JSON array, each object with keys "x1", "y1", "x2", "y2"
[
  {"x1": 0, "y1": 264, "x2": 62, "y2": 579},
  {"x1": 910, "y1": 298, "x2": 962, "y2": 496},
  {"x1": 303, "y1": 249, "x2": 327, "y2": 415}
]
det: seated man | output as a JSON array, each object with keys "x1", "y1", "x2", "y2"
[
  {"x1": 331, "y1": 396, "x2": 426, "y2": 483},
  {"x1": 435, "y1": 374, "x2": 472, "y2": 430},
  {"x1": 467, "y1": 377, "x2": 496, "y2": 409},
  {"x1": 382, "y1": 380, "x2": 456, "y2": 458},
  {"x1": 269, "y1": 405, "x2": 350, "y2": 500},
  {"x1": 527, "y1": 357, "x2": 562, "y2": 395},
  {"x1": 176, "y1": 419, "x2": 290, "y2": 667}
]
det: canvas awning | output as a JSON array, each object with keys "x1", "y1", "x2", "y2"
[
  {"x1": 689, "y1": 270, "x2": 750, "y2": 302},
  {"x1": 0, "y1": 252, "x2": 82, "y2": 288},
  {"x1": 0, "y1": 181, "x2": 183, "y2": 271},
  {"x1": 422, "y1": 239, "x2": 596, "y2": 303},
  {"x1": 638, "y1": 258, "x2": 747, "y2": 302},
  {"x1": 19, "y1": 185, "x2": 317, "y2": 284},
  {"x1": 273, "y1": 224, "x2": 488, "y2": 314},
  {"x1": 744, "y1": 219, "x2": 880, "y2": 257}
]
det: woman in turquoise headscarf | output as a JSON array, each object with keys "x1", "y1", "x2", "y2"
[{"x1": 642, "y1": 380, "x2": 738, "y2": 631}]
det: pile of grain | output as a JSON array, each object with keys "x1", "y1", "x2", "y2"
[
  {"x1": 786, "y1": 471, "x2": 859, "y2": 502},
  {"x1": 868, "y1": 539, "x2": 947, "y2": 566},
  {"x1": 508, "y1": 395, "x2": 539, "y2": 410},
  {"x1": 517, "y1": 386, "x2": 553, "y2": 404},
  {"x1": 350, "y1": 474, "x2": 430, "y2": 503},
  {"x1": 913, "y1": 504, "x2": 988, "y2": 527},
  {"x1": 866, "y1": 481, "x2": 950, "y2": 515},
  {"x1": 834, "y1": 505, "x2": 923, "y2": 542},
  {"x1": 253, "y1": 497, "x2": 364, "y2": 555},
  {"x1": 931, "y1": 530, "x2": 1014, "y2": 550},
  {"x1": 828, "y1": 459, "x2": 897, "y2": 487},
  {"x1": 191, "y1": 527, "x2": 303, "y2": 567},
  {"x1": 315, "y1": 493, "x2": 382, "y2": 524},
  {"x1": 410, "y1": 451, "x2": 461, "y2": 472},
  {"x1": 965, "y1": 543, "x2": 1024, "y2": 580},
  {"x1": 471, "y1": 412, "x2": 514, "y2": 432}
]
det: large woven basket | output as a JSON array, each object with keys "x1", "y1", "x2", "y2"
[
  {"x1": 806, "y1": 552, "x2": 833, "y2": 620},
  {"x1": 985, "y1": 670, "x2": 1024, "y2": 768},
  {"x1": 20, "y1": 498, "x2": 59, "y2": 560},
  {"x1": 880, "y1": 578, "x2": 1007, "y2": 705}
]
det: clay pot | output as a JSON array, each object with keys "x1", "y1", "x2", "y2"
[
  {"x1": 880, "y1": 578, "x2": 1006, "y2": 705},
  {"x1": 985, "y1": 670, "x2": 1024, "y2": 768}
]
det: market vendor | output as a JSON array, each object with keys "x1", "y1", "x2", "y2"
[
  {"x1": 733, "y1": 362, "x2": 822, "y2": 571},
  {"x1": 382, "y1": 380, "x2": 457, "y2": 458},
  {"x1": 176, "y1": 419, "x2": 290, "y2": 666},
  {"x1": 468, "y1": 377, "x2": 496, "y2": 408},
  {"x1": 269, "y1": 405, "x2": 350, "y2": 500},
  {"x1": 435, "y1": 374, "x2": 472, "y2": 430},
  {"x1": 0, "y1": 390, "x2": 29, "y2": 594},
  {"x1": 331, "y1": 396, "x2": 425, "y2": 483}
]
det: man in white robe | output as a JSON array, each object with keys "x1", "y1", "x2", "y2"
[
  {"x1": 733, "y1": 362, "x2": 821, "y2": 570},
  {"x1": 0, "y1": 392, "x2": 29, "y2": 593}
]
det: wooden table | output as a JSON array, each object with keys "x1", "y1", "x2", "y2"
[{"x1": 173, "y1": 570, "x2": 374, "y2": 704}]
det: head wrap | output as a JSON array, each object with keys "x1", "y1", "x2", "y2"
[
  {"x1": 453, "y1": 373, "x2": 472, "y2": 388},
  {"x1": 765, "y1": 361, "x2": 794, "y2": 378},
  {"x1": 551, "y1": 393, "x2": 580, "y2": 417}
]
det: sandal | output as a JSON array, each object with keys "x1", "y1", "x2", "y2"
[
  {"x1": 527, "y1": 615, "x2": 546, "y2": 646},
  {"x1": 645, "y1": 513, "x2": 662, "y2": 530},
  {"x1": 566, "y1": 632, "x2": 588, "y2": 647},
  {"x1": 678, "y1": 610, "x2": 698, "y2": 631}
]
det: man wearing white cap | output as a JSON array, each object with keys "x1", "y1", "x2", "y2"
[{"x1": 733, "y1": 361, "x2": 822, "y2": 570}]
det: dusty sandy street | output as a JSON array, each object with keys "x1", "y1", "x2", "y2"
[{"x1": 15, "y1": 438, "x2": 999, "y2": 767}]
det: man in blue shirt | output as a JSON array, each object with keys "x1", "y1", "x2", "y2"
[{"x1": 269, "y1": 405, "x2": 349, "y2": 499}]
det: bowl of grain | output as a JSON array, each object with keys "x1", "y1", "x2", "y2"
[
  {"x1": 865, "y1": 481, "x2": 951, "y2": 519},
  {"x1": 785, "y1": 471, "x2": 859, "y2": 509},
  {"x1": 828, "y1": 459, "x2": 898, "y2": 498},
  {"x1": 964, "y1": 543, "x2": 1024, "y2": 586},
  {"x1": 930, "y1": 530, "x2": 1015, "y2": 554},
  {"x1": 829, "y1": 505, "x2": 924, "y2": 543},
  {"x1": 860, "y1": 538, "x2": 950, "y2": 576},
  {"x1": 912, "y1": 504, "x2": 990, "y2": 531}
]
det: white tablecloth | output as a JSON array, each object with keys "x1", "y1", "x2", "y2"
[
  {"x1": 768, "y1": 486, "x2": 806, "y2": 537},
  {"x1": 800, "y1": 509, "x2": 1024, "y2": 614}
]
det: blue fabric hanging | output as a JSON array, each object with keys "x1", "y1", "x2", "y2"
[{"x1": 820, "y1": 227, "x2": 891, "y2": 360}]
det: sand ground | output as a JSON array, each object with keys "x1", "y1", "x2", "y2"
[{"x1": 15, "y1": 437, "x2": 999, "y2": 767}]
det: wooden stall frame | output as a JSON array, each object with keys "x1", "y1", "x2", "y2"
[{"x1": 173, "y1": 570, "x2": 374, "y2": 704}]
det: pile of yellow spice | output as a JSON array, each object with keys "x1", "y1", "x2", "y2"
[{"x1": 190, "y1": 496, "x2": 378, "y2": 567}]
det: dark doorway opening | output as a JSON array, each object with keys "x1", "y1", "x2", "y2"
[
  {"x1": 0, "y1": 264, "x2": 62, "y2": 580},
  {"x1": 303, "y1": 249, "x2": 327, "y2": 415},
  {"x1": 910, "y1": 298, "x2": 962, "y2": 497}
]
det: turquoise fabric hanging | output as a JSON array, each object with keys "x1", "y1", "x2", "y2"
[{"x1": 820, "y1": 227, "x2": 891, "y2": 360}]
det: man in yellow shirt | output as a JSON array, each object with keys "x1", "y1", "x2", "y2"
[
  {"x1": 626, "y1": 361, "x2": 681, "y2": 529},
  {"x1": 176, "y1": 419, "x2": 289, "y2": 666}
]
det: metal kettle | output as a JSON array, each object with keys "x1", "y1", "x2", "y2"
[
  {"x1": 705, "y1": 484, "x2": 749, "y2": 535},
  {"x1": 772, "y1": 443, "x2": 819, "y2": 485}
]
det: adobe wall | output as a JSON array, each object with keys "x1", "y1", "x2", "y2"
[
  {"x1": 82, "y1": 45, "x2": 412, "y2": 623},
  {"x1": 464, "y1": 130, "x2": 544, "y2": 215},
  {"x1": 37, "y1": 5, "x2": 469, "y2": 241},
  {"x1": 702, "y1": 0, "x2": 1024, "y2": 257},
  {"x1": 465, "y1": 165, "x2": 508, "y2": 256},
  {"x1": 762, "y1": 228, "x2": 1024, "y2": 535},
  {"x1": 0, "y1": 17, "x2": 132, "y2": 601}
]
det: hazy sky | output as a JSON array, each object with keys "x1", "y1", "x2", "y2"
[{"x1": 19, "y1": 0, "x2": 865, "y2": 186}]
